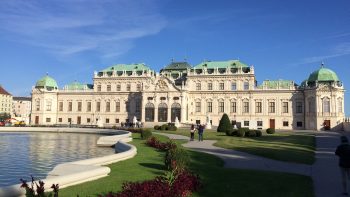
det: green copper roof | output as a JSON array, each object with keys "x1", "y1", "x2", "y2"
[
  {"x1": 308, "y1": 67, "x2": 339, "y2": 82},
  {"x1": 35, "y1": 75, "x2": 58, "y2": 88},
  {"x1": 262, "y1": 80, "x2": 294, "y2": 89},
  {"x1": 161, "y1": 62, "x2": 192, "y2": 71},
  {"x1": 101, "y1": 63, "x2": 151, "y2": 72},
  {"x1": 193, "y1": 60, "x2": 249, "y2": 69},
  {"x1": 65, "y1": 81, "x2": 93, "y2": 90}
]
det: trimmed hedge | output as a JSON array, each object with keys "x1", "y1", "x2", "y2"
[
  {"x1": 168, "y1": 125, "x2": 177, "y2": 131},
  {"x1": 154, "y1": 125, "x2": 160, "y2": 130},
  {"x1": 160, "y1": 124, "x2": 169, "y2": 130},
  {"x1": 226, "y1": 128, "x2": 262, "y2": 138},
  {"x1": 266, "y1": 128, "x2": 275, "y2": 134}
]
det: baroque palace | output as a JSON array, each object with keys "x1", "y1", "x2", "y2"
[{"x1": 31, "y1": 60, "x2": 345, "y2": 131}]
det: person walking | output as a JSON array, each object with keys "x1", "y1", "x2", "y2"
[
  {"x1": 190, "y1": 124, "x2": 195, "y2": 141},
  {"x1": 335, "y1": 136, "x2": 350, "y2": 196},
  {"x1": 198, "y1": 124, "x2": 204, "y2": 141}
]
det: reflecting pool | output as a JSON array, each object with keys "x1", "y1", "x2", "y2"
[{"x1": 0, "y1": 132, "x2": 115, "y2": 187}]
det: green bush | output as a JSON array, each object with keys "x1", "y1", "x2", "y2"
[
  {"x1": 168, "y1": 125, "x2": 177, "y2": 131},
  {"x1": 217, "y1": 113, "x2": 233, "y2": 133},
  {"x1": 256, "y1": 130, "x2": 262, "y2": 137},
  {"x1": 161, "y1": 124, "x2": 169, "y2": 130},
  {"x1": 266, "y1": 128, "x2": 275, "y2": 134},
  {"x1": 245, "y1": 130, "x2": 257, "y2": 137},
  {"x1": 141, "y1": 129, "x2": 153, "y2": 140},
  {"x1": 236, "y1": 129, "x2": 245, "y2": 137},
  {"x1": 165, "y1": 147, "x2": 190, "y2": 171},
  {"x1": 154, "y1": 125, "x2": 160, "y2": 130}
]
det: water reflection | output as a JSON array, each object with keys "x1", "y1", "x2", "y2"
[{"x1": 0, "y1": 132, "x2": 115, "y2": 187}]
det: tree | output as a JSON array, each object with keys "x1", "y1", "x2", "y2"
[{"x1": 217, "y1": 113, "x2": 233, "y2": 133}]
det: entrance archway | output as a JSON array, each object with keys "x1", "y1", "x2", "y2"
[
  {"x1": 158, "y1": 103, "x2": 168, "y2": 122},
  {"x1": 171, "y1": 103, "x2": 181, "y2": 122},
  {"x1": 145, "y1": 103, "x2": 155, "y2": 122}
]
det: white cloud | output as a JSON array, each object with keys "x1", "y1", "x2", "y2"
[{"x1": 0, "y1": 0, "x2": 167, "y2": 57}]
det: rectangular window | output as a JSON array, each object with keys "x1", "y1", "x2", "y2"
[
  {"x1": 243, "y1": 102, "x2": 249, "y2": 113},
  {"x1": 59, "y1": 102, "x2": 63, "y2": 112},
  {"x1": 283, "y1": 121, "x2": 289, "y2": 127},
  {"x1": 207, "y1": 102, "x2": 212, "y2": 113},
  {"x1": 244, "y1": 121, "x2": 249, "y2": 127},
  {"x1": 97, "y1": 85, "x2": 101, "y2": 92},
  {"x1": 87, "y1": 102, "x2": 92, "y2": 112},
  {"x1": 208, "y1": 83, "x2": 212, "y2": 90},
  {"x1": 46, "y1": 118, "x2": 51, "y2": 123},
  {"x1": 244, "y1": 82, "x2": 249, "y2": 90},
  {"x1": 268, "y1": 102, "x2": 275, "y2": 113},
  {"x1": 106, "y1": 101, "x2": 110, "y2": 112},
  {"x1": 137, "y1": 84, "x2": 141, "y2": 91},
  {"x1": 58, "y1": 118, "x2": 62, "y2": 123},
  {"x1": 296, "y1": 102, "x2": 303, "y2": 113},
  {"x1": 117, "y1": 85, "x2": 121, "y2": 91},
  {"x1": 297, "y1": 121, "x2": 303, "y2": 127},
  {"x1": 107, "y1": 85, "x2": 111, "y2": 92},
  {"x1": 338, "y1": 99, "x2": 343, "y2": 113},
  {"x1": 323, "y1": 100, "x2": 330, "y2": 113},
  {"x1": 230, "y1": 102, "x2": 236, "y2": 113},
  {"x1": 127, "y1": 84, "x2": 131, "y2": 91},
  {"x1": 77, "y1": 101, "x2": 82, "y2": 112},
  {"x1": 46, "y1": 100, "x2": 52, "y2": 111},
  {"x1": 96, "y1": 102, "x2": 101, "y2": 112},
  {"x1": 106, "y1": 118, "x2": 109, "y2": 123},
  {"x1": 231, "y1": 82, "x2": 236, "y2": 91},
  {"x1": 87, "y1": 118, "x2": 91, "y2": 123},
  {"x1": 219, "y1": 83, "x2": 224, "y2": 90},
  {"x1": 196, "y1": 83, "x2": 201, "y2": 90},
  {"x1": 195, "y1": 102, "x2": 201, "y2": 112},
  {"x1": 255, "y1": 102, "x2": 262, "y2": 113},
  {"x1": 68, "y1": 102, "x2": 72, "y2": 112},
  {"x1": 257, "y1": 121, "x2": 263, "y2": 127},
  {"x1": 115, "y1": 119, "x2": 119, "y2": 123},
  {"x1": 282, "y1": 102, "x2": 289, "y2": 113},
  {"x1": 219, "y1": 101, "x2": 224, "y2": 113},
  {"x1": 68, "y1": 118, "x2": 72, "y2": 123},
  {"x1": 116, "y1": 101, "x2": 120, "y2": 112}
]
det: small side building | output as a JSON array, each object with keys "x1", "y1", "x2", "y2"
[
  {"x1": 12, "y1": 97, "x2": 32, "y2": 124},
  {"x1": 0, "y1": 85, "x2": 12, "y2": 120}
]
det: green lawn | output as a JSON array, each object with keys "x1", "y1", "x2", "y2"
[
  {"x1": 59, "y1": 133, "x2": 314, "y2": 197},
  {"x1": 156, "y1": 129, "x2": 315, "y2": 164}
]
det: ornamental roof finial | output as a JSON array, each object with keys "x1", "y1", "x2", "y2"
[{"x1": 321, "y1": 62, "x2": 325, "y2": 68}]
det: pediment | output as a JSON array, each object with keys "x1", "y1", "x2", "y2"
[{"x1": 144, "y1": 76, "x2": 180, "y2": 92}]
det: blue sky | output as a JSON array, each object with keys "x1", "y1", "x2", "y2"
[{"x1": 0, "y1": 0, "x2": 349, "y2": 115}]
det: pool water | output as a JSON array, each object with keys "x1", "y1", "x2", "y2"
[{"x1": 0, "y1": 132, "x2": 115, "y2": 187}]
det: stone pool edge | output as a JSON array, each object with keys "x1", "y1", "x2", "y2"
[{"x1": 0, "y1": 127, "x2": 137, "y2": 197}]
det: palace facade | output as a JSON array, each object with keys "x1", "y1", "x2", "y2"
[{"x1": 31, "y1": 60, "x2": 345, "y2": 131}]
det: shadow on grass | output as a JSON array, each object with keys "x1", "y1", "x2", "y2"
[{"x1": 139, "y1": 163, "x2": 166, "y2": 170}]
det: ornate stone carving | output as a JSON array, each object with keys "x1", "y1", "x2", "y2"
[{"x1": 156, "y1": 79, "x2": 168, "y2": 91}]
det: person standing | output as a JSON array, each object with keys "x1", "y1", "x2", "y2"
[
  {"x1": 335, "y1": 136, "x2": 350, "y2": 196},
  {"x1": 190, "y1": 124, "x2": 195, "y2": 141},
  {"x1": 198, "y1": 124, "x2": 204, "y2": 141}
]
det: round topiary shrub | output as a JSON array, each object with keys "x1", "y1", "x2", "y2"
[
  {"x1": 141, "y1": 129, "x2": 153, "y2": 140},
  {"x1": 256, "y1": 130, "x2": 262, "y2": 137},
  {"x1": 225, "y1": 129, "x2": 234, "y2": 136},
  {"x1": 266, "y1": 128, "x2": 275, "y2": 134},
  {"x1": 161, "y1": 124, "x2": 169, "y2": 131},
  {"x1": 217, "y1": 113, "x2": 233, "y2": 133},
  {"x1": 154, "y1": 125, "x2": 160, "y2": 130}
]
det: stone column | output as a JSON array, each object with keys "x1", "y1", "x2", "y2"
[
  {"x1": 180, "y1": 95, "x2": 186, "y2": 123},
  {"x1": 141, "y1": 95, "x2": 146, "y2": 123},
  {"x1": 167, "y1": 100, "x2": 172, "y2": 123},
  {"x1": 154, "y1": 97, "x2": 158, "y2": 123}
]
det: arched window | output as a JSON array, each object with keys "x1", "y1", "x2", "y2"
[
  {"x1": 46, "y1": 99, "x2": 52, "y2": 111},
  {"x1": 171, "y1": 103, "x2": 181, "y2": 122},
  {"x1": 158, "y1": 103, "x2": 168, "y2": 122},
  {"x1": 145, "y1": 103, "x2": 155, "y2": 122}
]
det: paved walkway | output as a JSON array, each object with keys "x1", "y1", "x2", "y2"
[{"x1": 155, "y1": 131, "x2": 347, "y2": 197}]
